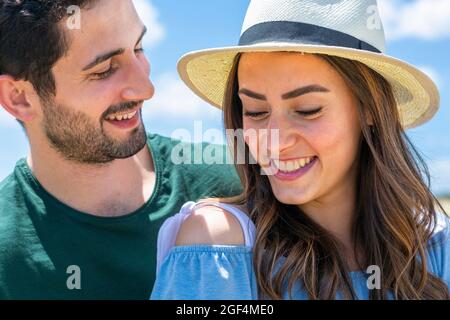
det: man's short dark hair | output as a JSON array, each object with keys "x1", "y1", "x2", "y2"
[{"x1": 0, "y1": 0, "x2": 94, "y2": 100}]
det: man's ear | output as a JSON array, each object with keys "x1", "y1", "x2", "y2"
[{"x1": 0, "y1": 75, "x2": 37, "y2": 123}]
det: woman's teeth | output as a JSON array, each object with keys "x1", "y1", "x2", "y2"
[
  {"x1": 272, "y1": 157, "x2": 315, "y2": 172},
  {"x1": 106, "y1": 111, "x2": 137, "y2": 121}
]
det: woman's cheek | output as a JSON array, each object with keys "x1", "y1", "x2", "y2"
[{"x1": 244, "y1": 127, "x2": 272, "y2": 168}]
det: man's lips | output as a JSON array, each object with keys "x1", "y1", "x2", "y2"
[{"x1": 103, "y1": 103, "x2": 143, "y2": 121}]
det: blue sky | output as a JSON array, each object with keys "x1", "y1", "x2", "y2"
[{"x1": 0, "y1": 0, "x2": 449, "y2": 196}]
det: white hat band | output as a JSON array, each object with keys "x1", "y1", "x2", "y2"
[{"x1": 239, "y1": 21, "x2": 381, "y2": 53}]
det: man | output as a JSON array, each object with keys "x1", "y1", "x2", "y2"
[{"x1": 0, "y1": 0, "x2": 241, "y2": 299}]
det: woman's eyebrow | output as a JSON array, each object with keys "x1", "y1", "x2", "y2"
[
  {"x1": 238, "y1": 88, "x2": 266, "y2": 100},
  {"x1": 238, "y1": 84, "x2": 330, "y2": 101},
  {"x1": 281, "y1": 84, "x2": 330, "y2": 99}
]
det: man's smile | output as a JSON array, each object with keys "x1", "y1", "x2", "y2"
[{"x1": 104, "y1": 103, "x2": 143, "y2": 129}]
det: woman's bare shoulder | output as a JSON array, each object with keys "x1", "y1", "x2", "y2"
[{"x1": 175, "y1": 204, "x2": 246, "y2": 246}]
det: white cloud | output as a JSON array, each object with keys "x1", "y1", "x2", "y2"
[
  {"x1": 0, "y1": 107, "x2": 17, "y2": 128},
  {"x1": 417, "y1": 65, "x2": 441, "y2": 87},
  {"x1": 378, "y1": 0, "x2": 450, "y2": 41},
  {"x1": 143, "y1": 72, "x2": 221, "y2": 119},
  {"x1": 430, "y1": 158, "x2": 450, "y2": 196},
  {"x1": 133, "y1": 0, "x2": 165, "y2": 47},
  {"x1": 142, "y1": 73, "x2": 224, "y2": 142}
]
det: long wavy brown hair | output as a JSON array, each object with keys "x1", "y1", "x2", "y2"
[{"x1": 221, "y1": 52, "x2": 449, "y2": 300}]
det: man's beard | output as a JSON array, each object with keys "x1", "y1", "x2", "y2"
[{"x1": 41, "y1": 99, "x2": 148, "y2": 165}]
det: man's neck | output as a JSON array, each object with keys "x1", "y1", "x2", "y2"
[{"x1": 27, "y1": 140, "x2": 156, "y2": 217}]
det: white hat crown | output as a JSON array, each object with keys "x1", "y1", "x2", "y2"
[{"x1": 240, "y1": 0, "x2": 386, "y2": 53}]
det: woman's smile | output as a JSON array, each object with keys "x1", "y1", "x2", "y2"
[{"x1": 270, "y1": 156, "x2": 318, "y2": 181}]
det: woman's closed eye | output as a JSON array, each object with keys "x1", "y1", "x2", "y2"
[
  {"x1": 243, "y1": 111, "x2": 268, "y2": 119},
  {"x1": 296, "y1": 107, "x2": 323, "y2": 117},
  {"x1": 244, "y1": 107, "x2": 323, "y2": 119}
]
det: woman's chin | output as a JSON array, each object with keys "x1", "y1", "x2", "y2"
[{"x1": 272, "y1": 188, "x2": 314, "y2": 206}]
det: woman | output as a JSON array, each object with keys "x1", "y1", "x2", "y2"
[{"x1": 151, "y1": 0, "x2": 450, "y2": 299}]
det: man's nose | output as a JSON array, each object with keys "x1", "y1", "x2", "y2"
[{"x1": 121, "y1": 59, "x2": 155, "y2": 102}]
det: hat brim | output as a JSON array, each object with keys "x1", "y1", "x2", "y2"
[{"x1": 177, "y1": 43, "x2": 439, "y2": 129}]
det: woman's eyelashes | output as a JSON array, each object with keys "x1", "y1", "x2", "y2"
[
  {"x1": 243, "y1": 107, "x2": 323, "y2": 119},
  {"x1": 90, "y1": 48, "x2": 145, "y2": 80},
  {"x1": 296, "y1": 107, "x2": 323, "y2": 117},
  {"x1": 243, "y1": 111, "x2": 268, "y2": 119}
]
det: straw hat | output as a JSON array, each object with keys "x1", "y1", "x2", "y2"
[{"x1": 178, "y1": 0, "x2": 439, "y2": 128}]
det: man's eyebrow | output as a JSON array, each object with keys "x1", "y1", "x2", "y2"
[
  {"x1": 281, "y1": 85, "x2": 330, "y2": 99},
  {"x1": 82, "y1": 48, "x2": 125, "y2": 71},
  {"x1": 136, "y1": 25, "x2": 147, "y2": 47},
  {"x1": 82, "y1": 26, "x2": 147, "y2": 72}
]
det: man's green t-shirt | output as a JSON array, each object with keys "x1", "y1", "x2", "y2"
[{"x1": 0, "y1": 133, "x2": 242, "y2": 299}]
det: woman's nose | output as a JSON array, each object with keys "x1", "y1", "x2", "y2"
[{"x1": 266, "y1": 113, "x2": 298, "y2": 158}]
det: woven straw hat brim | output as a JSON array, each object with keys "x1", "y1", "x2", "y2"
[{"x1": 178, "y1": 43, "x2": 439, "y2": 129}]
